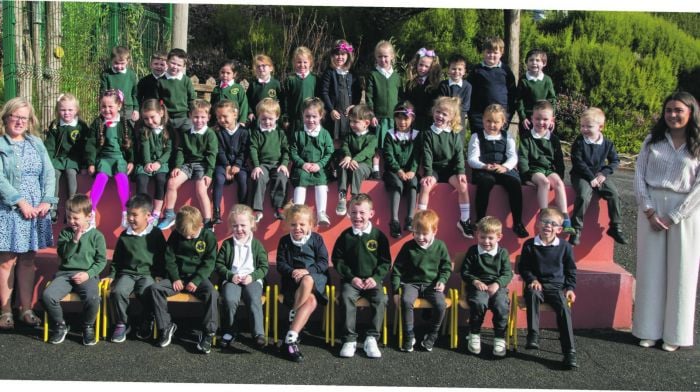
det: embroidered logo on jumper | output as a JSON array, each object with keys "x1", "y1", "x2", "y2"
[
  {"x1": 366, "y1": 239, "x2": 378, "y2": 252},
  {"x1": 268, "y1": 90, "x2": 277, "y2": 98},
  {"x1": 195, "y1": 240, "x2": 206, "y2": 253},
  {"x1": 70, "y1": 129, "x2": 80, "y2": 142},
  {"x1": 232, "y1": 87, "x2": 240, "y2": 95}
]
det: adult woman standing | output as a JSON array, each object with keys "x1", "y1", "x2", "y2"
[
  {"x1": 633, "y1": 91, "x2": 700, "y2": 351},
  {"x1": 0, "y1": 97, "x2": 57, "y2": 329}
]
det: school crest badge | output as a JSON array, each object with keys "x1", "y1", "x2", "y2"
[
  {"x1": 232, "y1": 88, "x2": 240, "y2": 95},
  {"x1": 195, "y1": 240, "x2": 206, "y2": 253},
  {"x1": 366, "y1": 239, "x2": 378, "y2": 252},
  {"x1": 268, "y1": 89, "x2": 277, "y2": 98},
  {"x1": 70, "y1": 129, "x2": 80, "y2": 142}
]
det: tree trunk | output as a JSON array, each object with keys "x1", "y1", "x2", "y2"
[
  {"x1": 172, "y1": 3, "x2": 188, "y2": 50},
  {"x1": 42, "y1": 1, "x2": 62, "y2": 130},
  {"x1": 504, "y1": 9, "x2": 520, "y2": 81}
]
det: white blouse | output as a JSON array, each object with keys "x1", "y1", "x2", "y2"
[{"x1": 467, "y1": 132, "x2": 518, "y2": 170}]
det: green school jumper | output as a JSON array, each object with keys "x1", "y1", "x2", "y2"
[
  {"x1": 164, "y1": 229, "x2": 217, "y2": 286},
  {"x1": 366, "y1": 69, "x2": 400, "y2": 148},
  {"x1": 282, "y1": 73, "x2": 317, "y2": 133},
  {"x1": 517, "y1": 131, "x2": 565, "y2": 182},
  {"x1": 135, "y1": 127, "x2": 172, "y2": 176},
  {"x1": 57, "y1": 227, "x2": 107, "y2": 279},
  {"x1": 85, "y1": 118, "x2": 133, "y2": 176},
  {"x1": 100, "y1": 68, "x2": 139, "y2": 113},
  {"x1": 341, "y1": 132, "x2": 377, "y2": 167},
  {"x1": 250, "y1": 127, "x2": 289, "y2": 168},
  {"x1": 44, "y1": 119, "x2": 89, "y2": 170},
  {"x1": 516, "y1": 75, "x2": 557, "y2": 121},
  {"x1": 157, "y1": 74, "x2": 196, "y2": 119},
  {"x1": 391, "y1": 239, "x2": 452, "y2": 291},
  {"x1": 211, "y1": 82, "x2": 250, "y2": 119},
  {"x1": 247, "y1": 77, "x2": 282, "y2": 116},
  {"x1": 333, "y1": 226, "x2": 392, "y2": 284},
  {"x1": 174, "y1": 128, "x2": 218, "y2": 178},
  {"x1": 110, "y1": 227, "x2": 167, "y2": 278},
  {"x1": 290, "y1": 128, "x2": 334, "y2": 187},
  {"x1": 422, "y1": 129, "x2": 466, "y2": 179}
]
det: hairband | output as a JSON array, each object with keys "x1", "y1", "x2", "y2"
[
  {"x1": 337, "y1": 42, "x2": 354, "y2": 54},
  {"x1": 417, "y1": 48, "x2": 436, "y2": 58},
  {"x1": 394, "y1": 108, "x2": 415, "y2": 117},
  {"x1": 105, "y1": 89, "x2": 124, "y2": 103}
]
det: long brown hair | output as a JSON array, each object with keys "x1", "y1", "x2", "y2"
[
  {"x1": 138, "y1": 99, "x2": 170, "y2": 149},
  {"x1": 97, "y1": 89, "x2": 131, "y2": 151},
  {"x1": 649, "y1": 91, "x2": 700, "y2": 159}
]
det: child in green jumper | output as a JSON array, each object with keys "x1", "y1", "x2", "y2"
[
  {"x1": 211, "y1": 60, "x2": 249, "y2": 127},
  {"x1": 157, "y1": 48, "x2": 196, "y2": 134},
  {"x1": 392, "y1": 209, "x2": 452, "y2": 353},
  {"x1": 335, "y1": 105, "x2": 377, "y2": 216},
  {"x1": 42, "y1": 194, "x2": 107, "y2": 345},
  {"x1": 516, "y1": 49, "x2": 556, "y2": 133},
  {"x1": 158, "y1": 99, "x2": 218, "y2": 230},
  {"x1": 282, "y1": 47, "x2": 318, "y2": 137},
  {"x1": 100, "y1": 46, "x2": 139, "y2": 124},
  {"x1": 333, "y1": 194, "x2": 391, "y2": 359},
  {"x1": 246, "y1": 54, "x2": 282, "y2": 126},
  {"x1": 108, "y1": 193, "x2": 166, "y2": 343}
]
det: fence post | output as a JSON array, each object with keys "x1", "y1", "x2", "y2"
[
  {"x1": 109, "y1": 2, "x2": 120, "y2": 48},
  {"x1": 2, "y1": 0, "x2": 18, "y2": 100}
]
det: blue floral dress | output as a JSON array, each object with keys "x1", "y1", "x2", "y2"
[{"x1": 0, "y1": 139, "x2": 53, "y2": 252}]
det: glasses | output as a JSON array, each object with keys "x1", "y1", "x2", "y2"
[
  {"x1": 539, "y1": 219, "x2": 562, "y2": 227},
  {"x1": 8, "y1": 115, "x2": 29, "y2": 123}
]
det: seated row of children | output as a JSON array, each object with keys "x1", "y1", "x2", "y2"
[
  {"x1": 42, "y1": 192, "x2": 578, "y2": 369},
  {"x1": 47, "y1": 87, "x2": 628, "y2": 250}
]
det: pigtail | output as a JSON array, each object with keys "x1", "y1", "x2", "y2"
[
  {"x1": 121, "y1": 120, "x2": 132, "y2": 151},
  {"x1": 98, "y1": 120, "x2": 106, "y2": 147}
]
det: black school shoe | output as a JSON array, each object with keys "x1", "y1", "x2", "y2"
[
  {"x1": 513, "y1": 223, "x2": 529, "y2": 238},
  {"x1": 526, "y1": 333, "x2": 539, "y2": 349},
  {"x1": 568, "y1": 229, "x2": 581, "y2": 246},
  {"x1": 281, "y1": 341, "x2": 304, "y2": 362},
  {"x1": 389, "y1": 220, "x2": 402, "y2": 238},
  {"x1": 563, "y1": 351, "x2": 579, "y2": 370},
  {"x1": 606, "y1": 226, "x2": 629, "y2": 244},
  {"x1": 404, "y1": 217, "x2": 413, "y2": 232},
  {"x1": 83, "y1": 325, "x2": 97, "y2": 346},
  {"x1": 197, "y1": 332, "x2": 215, "y2": 354},
  {"x1": 49, "y1": 323, "x2": 69, "y2": 344}
]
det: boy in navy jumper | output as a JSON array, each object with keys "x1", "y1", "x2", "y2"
[
  {"x1": 568, "y1": 108, "x2": 627, "y2": 245},
  {"x1": 466, "y1": 37, "x2": 517, "y2": 133},
  {"x1": 137, "y1": 52, "x2": 167, "y2": 107},
  {"x1": 438, "y1": 54, "x2": 472, "y2": 126},
  {"x1": 517, "y1": 208, "x2": 578, "y2": 370}
]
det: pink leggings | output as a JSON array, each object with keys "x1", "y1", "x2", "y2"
[{"x1": 91, "y1": 172, "x2": 130, "y2": 211}]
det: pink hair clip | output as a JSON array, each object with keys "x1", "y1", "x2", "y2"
[
  {"x1": 337, "y1": 42, "x2": 354, "y2": 53},
  {"x1": 116, "y1": 89, "x2": 124, "y2": 103},
  {"x1": 417, "y1": 48, "x2": 436, "y2": 58},
  {"x1": 395, "y1": 108, "x2": 415, "y2": 117}
]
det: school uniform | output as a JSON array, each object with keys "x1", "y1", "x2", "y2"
[
  {"x1": 467, "y1": 62, "x2": 517, "y2": 132},
  {"x1": 516, "y1": 73, "x2": 556, "y2": 125},
  {"x1": 569, "y1": 134, "x2": 622, "y2": 231},
  {"x1": 147, "y1": 228, "x2": 219, "y2": 335},
  {"x1": 100, "y1": 67, "x2": 139, "y2": 118},
  {"x1": 215, "y1": 236, "x2": 269, "y2": 337},
  {"x1": 382, "y1": 129, "x2": 420, "y2": 192},
  {"x1": 174, "y1": 127, "x2": 218, "y2": 180},
  {"x1": 517, "y1": 236, "x2": 577, "y2": 352},
  {"x1": 391, "y1": 238, "x2": 451, "y2": 336},
  {"x1": 211, "y1": 81, "x2": 250, "y2": 120},
  {"x1": 246, "y1": 77, "x2": 282, "y2": 117},
  {"x1": 44, "y1": 119, "x2": 89, "y2": 199},
  {"x1": 460, "y1": 245, "x2": 512, "y2": 338},
  {"x1": 468, "y1": 130, "x2": 523, "y2": 223},
  {"x1": 338, "y1": 130, "x2": 377, "y2": 196},
  {"x1": 422, "y1": 126, "x2": 466, "y2": 183},
  {"x1": 281, "y1": 73, "x2": 318, "y2": 134},
  {"x1": 365, "y1": 68, "x2": 401, "y2": 148},
  {"x1": 249, "y1": 127, "x2": 289, "y2": 212},
  {"x1": 517, "y1": 129, "x2": 565, "y2": 183},
  {"x1": 42, "y1": 227, "x2": 107, "y2": 326},
  {"x1": 137, "y1": 73, "x2": 163, "y2": 107},
  {"x1": 289, "y1": 127, "x2": 334, "y2": 187},
  {"x1": 400, "y1": 78, "x2": 438, "y2": 132},
  {"x1": 214, "y1": 126, "x2": 250, "y2": 207},
  {"x1": 135, "y1": 125, "x2": 172, "y2": 200},
  {"x1": 109, "y1": 225, "x2": 167, "y2": 325},
  {"x1": 156, "y1": 73, "x2": 196, "y2": 132},
  {"x1": 332, "y1": 224, "x2": 391, "y2": 343},
  {"x1": 276, "y1": 232, "x2": 329, "y2": 307},
  {"x1": 320, "y1": 68, "x2": 362, "y2": 140},
  {"x1": 438, "y1": 79, "x2": 472, "y2": 126},
  {"x1": 84, "y1": 118, "x2": 134, "y2": 176}
]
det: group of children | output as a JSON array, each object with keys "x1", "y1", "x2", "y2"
[{"x1": 39, "y1": 36, "x2": 632, "y2": 369}]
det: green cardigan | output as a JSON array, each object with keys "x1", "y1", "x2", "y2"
[
  {"x1": 164, "y1": 228, "x2": 217, "y2": 286},
  {"x1": 110, "y1": 227, "x2": 167, "y2": 278},
  {"x1": 214, "y1": 237, "x2": 269, "y2": 283},
  {"x1": 365, "y1": 69, "x2": 401, "y2": 119}
]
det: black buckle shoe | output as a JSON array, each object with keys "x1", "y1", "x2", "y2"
[
  {"x1": 389, "y1": 220, "x2": 402, "y2": 238},
  {"x1": 526, "y1": 333, "x2": 539, "y2": 349},
  {"x1": 606, "y1": 227, "x2": 628, "y2": 244}
]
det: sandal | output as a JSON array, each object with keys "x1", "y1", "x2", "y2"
[
  {"x1": 0, "y1": 312, "x2": 14, "y2": 330},
  {"x1": 19, "y1": 309, "x2": 41, "y2": 326}
]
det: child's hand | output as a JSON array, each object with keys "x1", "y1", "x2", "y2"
[
  {"x1": 339, "y1": 157, "x2": 352, "y2": 169},
  {"x1": 151, "y1": 162, "x2": 161, "y2": 172},
  {"x1": 131, "y1": 111, "x2": 140, "y2": 122},
  {"x1": 73, "y1": 226, "x2": 84, "y2": 243},
  {"x1": 126, "y1": 163, "x2": 134, "y2": 175},
  {"x1": 528, "y1": 280, "x2": 542, "y2": 291},
  {"x1": 494, "y1": 164, "x2": 507, "y2": 174},
  {"x1": 421, "y1": 176, "x2": 436, "y2": 188},
  {"x1": 88, "y1": 165, "x2": 96, "y2": 176},
  {"x1": 231, "y1": 166, "x2": 240, "y2": 175},
  {"x1": 309, "y1": 163, "x2": 320, "y2": 173},
  {"x1": 248, "y1": 113, "x2": 255, "y2": 122},
  {"x1": 522, "y1": 118, "x2": 532, "y2": 130},
  {"x1": 71, "y1": 272, "x2": 89, "y2": 285},
  {"x1": 405, "y1": 171, "x2": 415, "y2": 180},
  {"x1": 171, "y1": 168, "x2": 181, "y2": 178},
  {"x1": 172, "y1": 280, "x2": 184, "y2": 292},
  {"x1": 397, "y1": 169, "x2": 406, "y2": 181},
  {"x1": 593, "y1": 173, "x2": 606, "y2": 187},
  {"x1": 565, "y1": 290, "x2": 576, "y2": 304},
  {"x1": 251, "y1": 167, "x2": 263, "y2": 180},
  {"x1": 349, "y1": 160, "x2": 359, "y2": 171},
  {"x1": 277, "y1": 165, "x2": 290, "y2": 177},
  {"x1": 473, "y1": 280, "x2": 488, "y2": 291},
  {"x1": 331, "y1": 110, "x2": 341, "y2": 121},
  {"x1": 292, "y1": 268, "x2": 309, "y2": 283},
  {"x1": 185, "y1": 281, "x2": 197, "y2": 293},
  {"x1": 240, "y1": 275, "x2": 253, "y2": 285},
  {"x1": 457, "y1": 174, "x2": 468, "y2": 185},
  {"x1": 487, "y1": 282, "x2": 500, "y2": 296},
  {"x1": 144, "y1": 163, "x2": 153, "y2": 174},
  {"x1": 302, "y1": 163, "x2": 314, "y2": 173},
  {"x1": 363, "y1": 277, "x2": 377, "y2": 290},
  {"x1": 371, "y1": 117, "x2": 378, "y2": 127},
  {"x1": 231, "y1": 274, "x2": 241, "y2": 284},
  {"x1": 351, "y1": 277, "x2": 365, "y2": 290},
  {"x1": 434, "y1": 282, "x2": 445, "y2": 292}
]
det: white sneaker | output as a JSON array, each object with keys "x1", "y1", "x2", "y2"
[
  {"x1": 363, "y1": 336, "x2": 382, "y2": 358},
  {"x1": 339, "y1": 341, "x2": 356, "y2": 358},
  {"x1": 662, "y1": 343, "x2": 679, "y2": 352},
  {"x1": 492, "y1": 337, "x2": 506, "y2": 357},
  {"x1": 318, "y1": 212, "x2": 330, "y2": 227},
  {"x1": 639, "y1": 339, "x2": 657, "y2": 348},
  {"x1": 467, "y1": 333, "x2": 481, "y2": 354}
]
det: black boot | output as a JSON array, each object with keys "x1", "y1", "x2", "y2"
[{"x1": 213, "y1": 208, "x2": 222, "y2": 225}]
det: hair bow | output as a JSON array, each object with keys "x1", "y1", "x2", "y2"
[
  {"x1": 116, "y1": 89, "x2": 124, "y2": 103},
  {"x1": 417, "y1": 48, "x2": 436, "y2": 58},
  {"x1": 337, "y1": 42, "x2": 354, "y2": 53}
]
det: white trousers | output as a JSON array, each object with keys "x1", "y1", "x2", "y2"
[{"x1": 632, "y1": 188, "x2": 700, "y2": 346}]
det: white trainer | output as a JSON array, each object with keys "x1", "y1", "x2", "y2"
[
  {"x1": 467, "y1": 333, "x2": 481, "y2": 354},
  {"x1": 339, "y1": 341, "x2": 357, "y2": 358},
  {"x1": 363, "y1": 336, "x2": 382, "y2": 358},
  {"x1": 639, "y1": 339, "x2": 657, "y2": 348},
  {"x1": 492, "y1": 337, "x2": 506, "y2": 357}
]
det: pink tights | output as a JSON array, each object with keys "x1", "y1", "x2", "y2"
[{"x1": 91, "y1": 172, "x2": 130, "y2": 211}]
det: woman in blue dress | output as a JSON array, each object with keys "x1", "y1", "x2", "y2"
[{"x1": 0, "y1": 97, "x2": 57, "y2": 329}]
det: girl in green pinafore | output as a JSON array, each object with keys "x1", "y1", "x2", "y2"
[
  {"x1": 134, "y1": 99, "x2": 172, "y2": 223},
  {"x1": 85, "y1": 89, "x2": 134, "y2": 229}
]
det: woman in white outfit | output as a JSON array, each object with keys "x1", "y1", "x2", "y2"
[{"x1": 633, "y1": 91, "x2": 700, "y2": 351}]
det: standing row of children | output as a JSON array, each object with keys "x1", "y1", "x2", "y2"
[
  {"x1": 46, "y1": 36, "x2": 628, "y2": 246},
  {"x1": 42, "y1": 190, "x2": 579, "y2": 369}
]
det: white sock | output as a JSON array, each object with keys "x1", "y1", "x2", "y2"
[
  {"x1": 293, "y1": 187, "x2": 307, "y2": 205},
  {"x1": 315, "y1": 185, "x2": 328, "y2": 214},
  {"x1": 372, "y1": 164, "x2": 380, "y2": 172},
  {"x1": 417, "y1": 203, "x2": 427, "y2": 211},
  {"x1": 285, "y1": 330, "x2": 299, "y2": 344},
  {"x1": 459, "y1": 203, "x2": 470, "y2": 222}
]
